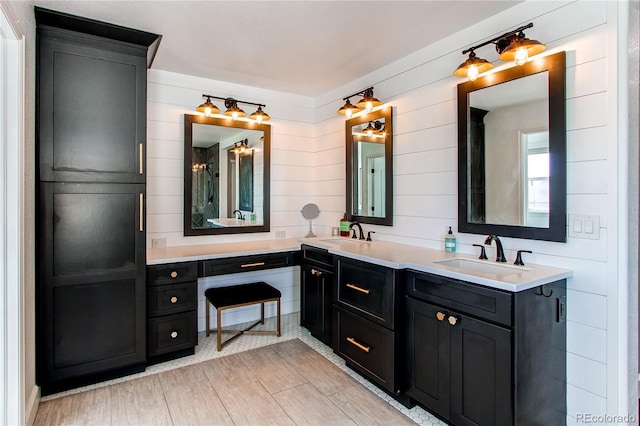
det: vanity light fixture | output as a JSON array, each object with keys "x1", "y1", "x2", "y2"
[
  {"x1": 229, "y1": 139, "x2": 250, "y2": 154},
  {"x1": 196, "y1": 94, "x2": 270, "y2": 122},
  {"x1": 453, "y1": 23, "x2": 545, "y2": 81},
  {"x1": 337, "y1": 87, "x2": 382, "y2": 117}
]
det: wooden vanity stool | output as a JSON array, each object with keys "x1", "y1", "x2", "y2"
[{"x1": 205, "y1": 282, "x2": 281, "y2": 351}]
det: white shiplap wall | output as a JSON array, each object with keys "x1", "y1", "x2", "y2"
[{"x1": 146, "y1": 0, "x2": 629, "y2": 420}]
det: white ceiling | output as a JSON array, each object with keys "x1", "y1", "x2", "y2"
[{"x1": 27, "y1": 0, "x2": 522, "y2": 97}]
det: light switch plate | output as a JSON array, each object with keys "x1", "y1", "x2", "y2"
[
  {"x1": 151, "y1": 237, "x2": 167, "y2": 248},
  {"x1": 568, "y1": 214, "x2": 600, "y2": 239}
]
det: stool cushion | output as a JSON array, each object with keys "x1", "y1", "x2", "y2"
[{"x1": 205, "y1": 282, "x2": 281, "y2": 309}]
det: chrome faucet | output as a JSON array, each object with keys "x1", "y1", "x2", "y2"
[
  {"x1": 232, "y1": 209, "x2": 245, "y2": 220},
  {"x1": 349, "y1": 221, "x2": 365, "y2": 240},
  {"x1": 484, "y1": 235, "x2": 507, "y2": 262}
]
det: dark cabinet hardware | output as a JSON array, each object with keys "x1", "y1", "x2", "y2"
[
  {"x1": 472, "y1": 244, "x2": 488, "y2": 259},
  {"x1": 514, "y1": 250, "x2": 532, "y2": 266}
]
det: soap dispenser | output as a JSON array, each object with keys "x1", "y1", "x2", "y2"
[{"x1": 445, "y1": 226, "x2": 457, "y2": 252}]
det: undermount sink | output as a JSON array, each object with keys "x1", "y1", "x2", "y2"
[{"x1": 433, "y1": 258, "x2": 530, "y2": 277}]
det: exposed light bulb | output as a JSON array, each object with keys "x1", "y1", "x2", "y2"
[
  {"x1": 255, "y1": 115, "x2": 263, "y2": 124},
  {"x1": 204, "y1": 107, "x2": 212, "y2": 117},
  {"x1": 232, "y1": 111, "x2": 239, "y2": 120},
  {"x1": 514, "y1": 46, "x2": 529, "y2": 65},
  {"x1": 365, "y1": 101, "x2": 373, "y2": 113},
  {"x1": 346, "y1": 108, "x2": 353, "y2": 119},
  {"x1": 367, "y1": 129, "x2": 373, "y2": 137},
  {"x1": 467, "y1": 64, "x2": 479, "y2": 81}
]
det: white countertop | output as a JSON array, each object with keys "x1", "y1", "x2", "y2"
[
  {"x1": 147, "y1": 238, "x2": 301, "y2": 265},
  {"x1": 147, "y1": 237, "x2": 572, "y2": 292},
  {"x1": 298, "y1": 237, "x2": 572, "y2": 292}
]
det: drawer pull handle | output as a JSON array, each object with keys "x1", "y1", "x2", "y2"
[
  {"x1": 346, "y1": 337, "x2": 370, "y2": 353},
  {"x1": 170, "y1": 331, "x2": 178, "y2": 339},
  {"x1": 311, "y1": 268, "x2": 323, "y2": 277},
  {"x1": 448, "y1": 316, "x2": 458, "y2": 326},
  {"x1": 241, "y1": 262, "x2": 265, "y2": 268},
  {"x1": 436, "y1": 312, "x2": 446, "y2": 321},
  {"x1": 170, "y1": 296, "x2": 178, "y2": 304},
  {"x1": 346, "y1": 283, "x2": 370, "y2": 294},
  {"x1": 139, "y1": 193, "x2": 144, "y2": 231},
  {"x1": 170, "y1": 271, "x2": 178, "y2": 278}
]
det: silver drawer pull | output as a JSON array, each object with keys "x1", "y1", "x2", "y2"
[
  {"x1": 346, "y1": 283, "x2": 370, "y2": 294},
  {"x1": 170, "y1": 296, "x2": 178, "y2": 304},
  {"x1": 241, "y1": 262, "x2": 265, "y2": 268},
  {"x1": 346, "y1": 337, "x2": 370, "y2": 353},
  {"x1": 170, "y1": 331, "x2": 178, "y2": 339},
  {"x1": 448, "y1": 316, "x2": 458, "y2": 326},
  {"x1": 170, "y1": 271, "x2": 178, "y2": 278}
]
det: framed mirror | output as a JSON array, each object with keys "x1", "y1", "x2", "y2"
[
  {"x1": 184, "y1": 114, "x2": 270, "y2": 236},
  {"x1": 457, "y1": 51, "x2": 566, "y2": 242},
  {"x1": 346, "y1": 106, "x2": 393, "y2": 226}
]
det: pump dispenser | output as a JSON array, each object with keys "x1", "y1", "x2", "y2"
[
  {"x1": 339, "y1": 213, "x2": 350, "y2": 237},
  {"x1": 445, "y1": 226, "x2": 457, "y2": 252}
]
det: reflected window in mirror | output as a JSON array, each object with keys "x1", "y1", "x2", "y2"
[
  {"x1": 458, "y1": 51, "x2": 566, "y2": 242},
  {"x1": 184, "y1": 114, "x2": 270, "y2": 236},
  {"x1": 346, "y1": 107, "x2": 393, "y2": 226}
]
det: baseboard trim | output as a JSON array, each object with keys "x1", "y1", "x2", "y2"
[{"x1": 24, "y1": 385, "x2": 40, "y2": 425}]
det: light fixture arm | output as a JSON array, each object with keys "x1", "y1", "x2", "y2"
[
  {"x1": 341, "y1": 87, "x2": 374, "y2": 102},
  {"x1": 461, "y1": 23, "x2": 533, "y2": 55},
  {"x1": 201, "y1": 94, "x2": 266, "y2": 109}
]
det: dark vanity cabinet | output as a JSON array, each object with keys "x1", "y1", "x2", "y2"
[
  {"x1": 300, "y1": 245, "x2": 334, "y2": 346},
  {"x1": 404, "y1": 271, "x2": 566, "y2": 426},
  {"x1": 146, "y1": 263, "x2": 198, "y2": 363},
  {"x1": 35, "y1": 8, "x2": 160, "y2": 394},
  {"x1": 334, "y1": 256, "x2": 400, "y2": 395}
]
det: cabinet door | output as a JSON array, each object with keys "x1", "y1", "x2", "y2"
[
  {"x1": 404, "y1": 297, "x2": 451, "y2": 421},
  {"x1": 37, "y1": 182, "x2": 146, "y2": 386},
  {"x1": 38, "y1": 32, "x2": 147, "y2": 183},
  {"x1": 449, "y1": 312, "x2": 512, "y2": 426},
  {"x1": 300, "y1": 263, "x2": 333, "y2": 346}
]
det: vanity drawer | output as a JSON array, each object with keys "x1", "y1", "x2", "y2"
[
  {"x1": 335, "y1": 307, "x2": 395, "y2": 393},
  {"x1": 200, "y1": 251, "x2": 300, "y2": 277},
  {"x1": 336, "y1": 257, "x2": 395, "y2": 327},
  {"x1": 147, "y1": 311, "x2": 197, "y2": 356},
  {"x1": 147, "y1": 281, "x2": 197, "y2": 318},
  {"x1": 405, "y1": 270, "x2": 512, "y2": 326},
  {"x1": 302, "y1": 244, "x2": 333, "y2": 268},
  {"x1": 147, "y1": 262, "x2": 198, "y2": 286}
]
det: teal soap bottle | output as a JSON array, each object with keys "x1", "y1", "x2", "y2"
[{"x1": 445, "y1": 226, "x2": 456, "y2": 252}]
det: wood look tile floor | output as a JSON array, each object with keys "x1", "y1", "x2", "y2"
[{"x1": 35, "y1": 313, "x2": 446, "y2": 425}]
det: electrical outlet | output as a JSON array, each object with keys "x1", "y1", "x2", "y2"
[
  {"x1": 275, "y1": 231, "x2": 286, "y2": 239},
  {"x1": 151, "y1": 237, "x2": 167, "y2": 248}
]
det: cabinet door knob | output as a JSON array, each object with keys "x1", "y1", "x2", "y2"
[
  {"x1": 170, "y1": 296, "x2": 178, "y2": 304},
  {"x1": 448, "y1": 316, "x2": 458, "y2": 326},
  {"x1": 170, "y1": 331, "x2": 178, "y2": 339},
  {"x1": 436, "y1": 312, "x2": 446, "y2": 321},
  {"x1": 170, "y1": 271, "x2": 178, "y2": 278}
]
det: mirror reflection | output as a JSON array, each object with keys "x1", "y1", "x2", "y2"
[
  {"x1": 184, "y1": 114, "x2": 270, "y2": 236},
  {"x1": 346, "y1": 107, "x2": 393, "y2": 226},
  {"x1": 468, "y1": 71, "x2": 549, "y2": 227}
]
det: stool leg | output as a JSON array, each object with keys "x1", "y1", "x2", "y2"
[
  {"x1": 260, "y1": 302, "x2": 265, "y2": 324},
  {"x1": 277, "y1": 298, "x2": 281, "y2": 337},
  {"x1": 217, "y1": 308, "x2": 222, "y2": 351},
  {"x1": 206, "y1": 299, "x2": 210, "y2": 337}
]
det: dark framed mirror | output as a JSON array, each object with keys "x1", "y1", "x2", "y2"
[
  {"x1": 458, "y1": 51, "x2": 566, "y2": 242},
  {"x1": 346, "y1": 106, "x2": 393, "y2": 226},
  {"x1": 184, "y1": 114, "x2": 270, "y2": 236}
]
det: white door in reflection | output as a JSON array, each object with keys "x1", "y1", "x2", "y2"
[{"x1": 521, "y1": 130, "x2": 549, "y2": 227}]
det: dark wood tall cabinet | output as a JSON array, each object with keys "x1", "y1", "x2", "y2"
[{"x1": 35, "y1": 7, "x2": 161, "y2": 395}]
